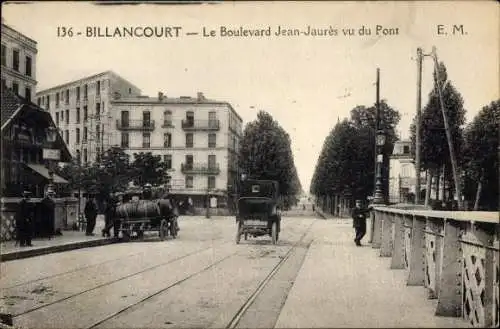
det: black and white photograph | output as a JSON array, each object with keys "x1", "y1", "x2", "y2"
[{"x1": 0, "y1": 1, "x2": 498, "y2": 328}]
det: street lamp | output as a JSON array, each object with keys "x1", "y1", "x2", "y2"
[
  {"x1": 45, "y1": 126, "x2": 58, "y2": 196},
  {"x1": 373, "y1": 129, "x2": 386, "y2": 204}
]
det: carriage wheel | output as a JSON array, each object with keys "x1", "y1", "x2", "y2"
[
  {"x1": 271, "y1": 222, "x2": 278, "y2": 245},
  {"x1": 159, "y1": 220, "x2": 168, "y2": 241},
  {"x1": 235, "y1": 221, "x2": 242, "y2": 244}
]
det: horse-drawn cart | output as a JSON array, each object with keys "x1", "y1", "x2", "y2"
[{"x1": 115, "y1": 195, "x2": 178, "y2": 241}]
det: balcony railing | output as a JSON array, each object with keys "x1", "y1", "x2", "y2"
[
  {"x1": 116, "y1": 120, "x2": 155, "y2": 131},
  {"x1": 181, "y1": 163, "x2": 220, "y2": 175},
  {"x1": 181, "y1": 119, "x2": 220, "y2": 131}
]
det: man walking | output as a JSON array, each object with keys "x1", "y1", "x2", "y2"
[
  {"x1": 16, "y1": 191, "x2": 35, "y2": 247},
  {"x1": 351, "y1": 199, "x2": 372, "y2": 246},
  {"x1": 84, "y1": 194, "x2": 98, "y2": 236}
]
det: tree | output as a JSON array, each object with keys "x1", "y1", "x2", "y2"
[
  {"x1": 410, "y1": 61, "x2": 466, "y2": 206},
  {"x1": 239, "y1": 111, "x2": 301, "y2": 199},
  {"x1": 463, "y1": 100, "x2": 499, "y2": 210},
  {"x1": 130, "y1": 152, "x2": 171, "y2": 187}
]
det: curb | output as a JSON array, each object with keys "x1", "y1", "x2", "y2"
[{"x1": 0, "y1": 238, "x2": 117, "y2": 262}]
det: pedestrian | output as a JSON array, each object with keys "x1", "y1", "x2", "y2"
[
  {"x1": 40, "y1": 190, "x2": 56, "y2": 239},
  {"x1": 84, "y1": 194, "x2": 98, "y2": 236},
  {"x1": 15, "y1": 191, "x2": 35, "y2": 247},
  {"x1": 351, "y1": 199, "x2": 372, "y2": 246},
  {"x1": 102, "y1": 192, "x2": 116, "y2": 237}
]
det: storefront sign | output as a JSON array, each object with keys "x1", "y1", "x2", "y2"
[{"x1": 43, "y1": 149, "x2": 61, "y2": 160}]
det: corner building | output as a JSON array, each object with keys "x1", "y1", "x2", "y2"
[
  {"x1": 1, "y1": 23, "x2": 37, "y2": 102},
  {"x1": 36, "y1": 71, "x2": 141, "y2": 164},
  {"x1": 112, "y1": 92, "x2": 243, "y2": 210}
]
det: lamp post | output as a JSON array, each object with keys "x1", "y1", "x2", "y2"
[
  {"x1": 373, "y1": 129, "x2": 386, "y2": 204},
  {"x1": 45, "y1": 126, "x2": 58, "y2": 196}
]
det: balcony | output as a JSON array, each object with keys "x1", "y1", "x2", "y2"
[
  {"x1": 181, "y1": 163, "x2": 220, "y2": 175},
  {"x1": 161, "y1": 121, "x2": 175, "y2": 128},
  {"x1": 181, "y1": 119, "x2": 220, "y2": 131},
  {"x1": 116, "y1": 120, "x2": 155, "y2": 131}
]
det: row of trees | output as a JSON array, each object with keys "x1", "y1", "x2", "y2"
[
  {"x1": 410, "y1": 62, "x2": 499, "y2": 210},
  {"x1": 238, "y1": 111, "x2": 302, "y2": 206},
  {"x1": 55, "y1": 147, "x2": 171, "y2": 200},
  {"x1": 310, "y1": 101, "x2": 400, "y2": 214}
]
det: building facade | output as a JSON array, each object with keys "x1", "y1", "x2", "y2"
[
  {"x1": 1, "y1": 23, "x2": 37, "y2": 102},
  {"x1": 35, "y1": 71, "x2": 142, "y2": 164},
  {"x1": 111, "y1": 92, "x2": 243, "y2": 208},
  {"x1": 388, "y1": 140, "x2": 426, "y2": 203}
]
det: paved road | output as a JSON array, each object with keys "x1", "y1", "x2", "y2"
[{"x1": 0, "y1": 215, "x2": 470, "y2": 328}]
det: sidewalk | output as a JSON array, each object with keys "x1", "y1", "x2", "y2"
[
  {"x1": 0, "y1": 216, "x2": 115, "y2": 262},
  {"x1": 275, "y1": 220, "x2": 470, "y2": 328}
]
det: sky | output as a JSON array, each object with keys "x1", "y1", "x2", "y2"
[{"x1": 2, "y1": 1, "x2": 498, "y2": 193}]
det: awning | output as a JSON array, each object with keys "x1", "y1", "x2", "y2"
[{"x1": 26, "y1": 164, "x2": 69, "y2": 184}]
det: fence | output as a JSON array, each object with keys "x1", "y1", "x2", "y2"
[{"x1": 370, "y1": 207, "x2": 499, "y2": 328}]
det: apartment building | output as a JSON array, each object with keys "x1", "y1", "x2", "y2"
[
  {"x1": 111, "y1": 92, "x2": 243, "y2": 208},
  {"x1": 1, "y1": 23, "x2": 37, "y2": 102},
  {"x1": 36, "y1": 71, "x2": 142, "y2": 164}
]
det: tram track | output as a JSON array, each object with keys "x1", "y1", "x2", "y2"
[{"x1": 9, "y1": 241, "x2": 232, "y2": 318}]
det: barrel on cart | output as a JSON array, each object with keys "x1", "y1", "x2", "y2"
[{"x1": 115, "y1": 197, "x2": 178, "y2": 241}]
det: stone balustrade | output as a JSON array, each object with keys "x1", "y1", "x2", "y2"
[{"x1": 370, "y1": 207, "x2": 499, "y2": 328}]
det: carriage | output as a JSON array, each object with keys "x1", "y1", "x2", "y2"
[
  {"x1": 115, "y1": 189, "x2": 179, "y2": 241},
  {"x1": 235, "y1": 179, "x2": 281, "y2": 245}
]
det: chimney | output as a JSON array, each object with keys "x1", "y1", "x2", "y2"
[
  {"x1": 197, "y1": 92, "x2": 205, "y2": 101},
  {"x1": 158, "y1": 92, "x2": 164, "y2": 101}
]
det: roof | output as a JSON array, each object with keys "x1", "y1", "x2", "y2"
[
  {"x1": 1, "y1": 87, "x2": 72, "y2": 162},
  {"x1": 1, "y1": 23, "x2": 37, "y2": 46},
  {"x1": 111, "y1": 95, "x2": 227, "y2": 105}
]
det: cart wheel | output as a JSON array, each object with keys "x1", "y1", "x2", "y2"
[
  {"x1": 271, "y1": 222, "x2": 278, "y2": 245},
  {"x1": 236, "y1": 221, "x2": 242, "y2": 244},
  {"x1": 159, "y1": 220, "x2": 168, "y2": 241}
]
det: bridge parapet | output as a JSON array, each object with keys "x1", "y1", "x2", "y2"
[{"x1": 370, "y1": 207, "x2": 499, "y2": 328}]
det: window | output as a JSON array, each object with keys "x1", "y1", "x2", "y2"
[
  {"x1": 37, "y1": 97, "x2": 41, "y2": 106},
  {"x1": 83, "y1": 127, "x2": 88, "y2": 143},
  {"x1": 12, "y1": 49, "x2": 19, "y2": 71},
  {"x1": 403, "y1": 145, "x2": 410, "y2": 154},
  {"x1": 76, "y1": 150, "x2": 81, "y2": 164},
  {"x1": 128, "y1": 87, "x2": 131, "y2": 94},
  {"x1": 46, "y1": 95, "x2": 50, "y2": 109},
  {"x1": 65, "y1": 89, "x2": 69, "y2": 104},
  {"x1": 142, "y1": 132, "x2": 151, "y2": 148},
  {"x1": 143, "y1": 111, "x2": 151, "y2": 126},
  {"x1": 208, "y1": 176, "x2": 216, "y2": 189},
  {"x1": 121, "y1": 132, "x2": 129, "y2": 148},
  {"x1": 25, "y1": 87, "x2": 31, "y2": 102},
  {"x1": 76, "y1": 107, "x2": 80, "y2": 123},
  {"x1": 208, "y1": 111, "x2": 217, "y2": 128},
  {"x1": 163, "y1": 110, "x2": 172, "y2": 126},
  {"x1": 121, "y1": 111, "x2": 129, "y2": 127},
  {"x1": 55, "y1": 112, "x2": 59, "y2": 126},
  {"x1": 185, "y1": 176, "x2": 194, "y2": 189},
  {"x1": 96, "y1": 80, "x2": 101, "y2": 95},
  {"x1": 61, "y1": 110, "x2": 64, "y2": 122},
  {"x1": 76, "y1": 128, "x2": 80, "y2": 144},
  {"x1": 96, "y1": 124, "x2": 100, "y2": 142},
  {"x1": 84, "y1": 84, "x2": 88, "y2": 99},
  {"x1": 25, "y1": 56, "x2": 32, "y2": 77},
  {"x1": 56, "y1": 93, "x2": 60, "y2": 107},
  {"x1": 163, "y1": 154, "x2": 172, "y2": 169},
  {"x1": 164, "y1": 133, "x2": 172, "y2": 148},
  {"x1": 76, "y1": 86, "x2": 80, "y2": 101},
  {"x1": 208, "y1": 155, "x2": 216, "y2": 169},
  {"x1": 65, "y1": 130, "x2": 69, "y2": 144},
  {"x1": 185, "y1": 133, "x2": 193, "y2": 148},
  {"x1": 65, "y1": 109, "x2": 69, "y2": 124},
  {"x1": 12, "y1": 82, "x2": 19, "y2": 95},
  {"x1": 83, "y1": 149, "x2": 88, "y2": 164},
  {"x1": 83, "y1": 106, "x2": 88, "y2": 122},
  {"x1": 186, "y1": 111, "x2": 194, "y2": 126},
  {"x1": 185, "y1": 155, "x2": 193, "y2": 169},
  {"x1": 1, "y1": 44, "x2": 6, "y2": 66},
  {"x1": 96, "y1": 103, "x2": 100, "y2": 119},
  {"x1": 208, "y1": 133, "x2": 216, "y2": 148}
]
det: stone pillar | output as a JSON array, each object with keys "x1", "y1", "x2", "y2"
[
  {"x1": 380, "y1": 212, "x2": 394, "y2": 257},
  {"x1": 372, "y1": 209, "x2": 383, "y2": 249},
  {"x1": 391, "y1": 213, "x2": 406, "y2": 269},
  {"x1": 407, "y1": 215, "x2": 426, "y2": 286}
]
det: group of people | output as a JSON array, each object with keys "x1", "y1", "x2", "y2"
[{"x1": 83, "y1": 192, "x2": 123, "y2": 238}]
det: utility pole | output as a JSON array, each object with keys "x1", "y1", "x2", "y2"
[
  {"x1": 415, "y1": 48, "x2": 423, "y2": 205},
  {"x1": 431, "y1": 46, "x2": 463, "y2": 210}
]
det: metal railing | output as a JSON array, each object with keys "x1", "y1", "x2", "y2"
[
  {"x1": 116, "y1": 120, "x2": 155, "y2": 131},
  {"x1": 181, "y1": 163, "x2": 220, "y2": 175},
  {"x1": 370, "y1": 207, "x2": 499, "y2": 328},
  {"x1": 181, "y1": 119, "x2": 220, "y2": 131}
]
